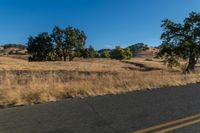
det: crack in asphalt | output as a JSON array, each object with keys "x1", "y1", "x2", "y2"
[{"x1": 85, "y1": 100, "x2": 121, "y2": 133}]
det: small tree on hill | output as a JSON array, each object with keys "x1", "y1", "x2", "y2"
[
  {"x1": 128, "y1": 43, "x2": 149, "y2": 53},
  {"x1": 110, "y1": 46, "x2": 132, "y2": 60}
]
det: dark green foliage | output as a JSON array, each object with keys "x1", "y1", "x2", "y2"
[
  {"x1": 51, "y1": 26, "x2": 87, "y2": 61},
  {"x1": 51, "y1": 26, "x2": 64, "y2": 61},
  {"x1": 128, "y1": 43, "x2": 149, "y2": 53},
  {"x1": 98, "y1": 49, "x2": 111, "y2": 58},
  {"x1": 163, "y1": 55, "x2": 180, "y2": 68},
  {"x1": 3, "y1": 44, "x2": 27, "y2": 49},
  {"x1": 64, "y1": 27, "x2": 87, "y2": 61},
  {"x1": 88, "y1": 45, "x2": 97, "y2": 58},
  {"x1": 101, "y1": 50, "x2": 110, "y2": 58},
  {"x1": 82, "y1": 45, "x2": 98, "y2": 58},
  {"x1": 27, "y1": 32, "x2": 54, "y2": 61},
  {"x1": 81, "y1": 48, "x2": 90, "y2": 58},
  {"x1": 110, "y1": 46, "x2": 132, "y2": 60},
  {"x1": 28, "y1": 26, "x2": 87, "y2": 62},
  {"x1": 158, "y1": 12, "x2": 200, "y2": 73},
  {"x1": 123, "y1": 48, "x2": 132, "y2": 60}
]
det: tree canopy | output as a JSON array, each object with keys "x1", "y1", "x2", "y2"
[
  {"x1": 110, "y1": 46, "x2": 132, "y2": 60},
  {"x1": 158, "y1": 12, "x2": 200, "y2": 73},
  {"x1": 27, "y1": 32, "x2": 54, "y2": 61},
  {"x1": 28, "y1": 26, "x2": 87, "y2": 61}
]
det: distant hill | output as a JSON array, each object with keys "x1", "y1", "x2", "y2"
[
  {"x1": 134, "y1": 47, "x2": 159, "y2": 58},
  {"x1": 127, "y1": 43, "x2": 149, "y2": 53},
  {"x1": 0, "y1": 44, "x2": 28, "y2": 55},
  {"x1": 127, "y1": 43, "x2": 159, "y2": 57},
  {"x1": 0, "y1": 43, "x2": 159, "y2": 58},
  {"x1": 98, "y1": 43, "x2": 159, "y2": 58}
]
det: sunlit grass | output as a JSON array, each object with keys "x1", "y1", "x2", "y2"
[{"x1": 0, "y1": 56, "x2": 200, "y2": 107}]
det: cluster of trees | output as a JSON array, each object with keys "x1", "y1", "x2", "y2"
[
  {"x1": 20, "y1": 11, "x2": 200, "y2": 73},
  {"x1": 98, "y1": 49, "x2": 111, "y2": 58},
  {"x1": 81, "y1": 45, "x2": 99, "y2": 58},
  {"x1": 110, "y1": 46, "x2": 132, "y2": 60},
  {"x1": 28, "y1": 26, "x2": 87, "y2": 61},
  {"x1": 98, "y1": 46, "x2": 132, "y2": 60},
  {"x1": 2, "y1": 44, "x2": 27, "y2": 49},
  {"x1": 97, "y1": 43, "x2": 150, "y2": 59},
  {"x1": 128, "y1": 43, "x2": 149, "y2": 53},
  {"x1": 27, "y1": 26, "x2": 133, "y2": 61},
  {"x1": 158, "y1": 12, "x2": 200, "y2": 73}
]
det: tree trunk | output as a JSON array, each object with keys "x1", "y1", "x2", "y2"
[
  {"x1": 186, "y1": 54, "x2": 196, "y2": 73},
  {"x1": 63, "y1": 56, "x2": 67, "y2": 61},
  {"x1": 69, "y1": 56, "x2": 74, "y2": 61}
]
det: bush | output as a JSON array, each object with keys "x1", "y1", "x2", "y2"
[
  {"x1": 101, "y1": 50, "x2": 110, "y2": 58},
  {"x1": 164, "y1": 55, "x2": 180, "y2": 68},
  {"x1": 110, "y1": 46, "x2": 132, "y2": 60},
  {"x1": 81, "y1": 46, "x2": 99, "y2": 58}
]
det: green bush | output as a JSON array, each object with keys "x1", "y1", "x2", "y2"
[
  {"x1": 110, "y1": 46, "x2": 132, "y2": 60},
  {"x1": 101, "y1": 50, "x2": 110, "y2": 58},
  {"x1": 82, "y1": 45, "x2": 99, "y2": 58}
]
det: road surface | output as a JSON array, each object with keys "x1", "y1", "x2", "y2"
[{"x1": 1, "y1": 83, "x2": 200, "y2": 133}]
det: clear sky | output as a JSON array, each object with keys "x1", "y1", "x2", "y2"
[{"x1": 0, "y1": 0, "x2": 199, "y2": 49}]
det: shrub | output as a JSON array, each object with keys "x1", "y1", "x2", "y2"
[
  {"x1": 101, "y1": 50, "x2": 110, "y2": 58},
  {"x1": 110, "y1": 46, "x2": 132, "y2": 60}
]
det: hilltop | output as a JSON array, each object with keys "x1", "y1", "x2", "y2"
[{"x1": 0, "y1": 44, "x2": 27, "y2": 56}]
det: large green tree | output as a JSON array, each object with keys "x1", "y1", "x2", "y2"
[
  {"x1": 51, "y1": 26, "x2": 65, "y2": 61},
  {"x1": 51, "y1": 26, "x2": 87, "y2": 61},
  {"x1": 159, "y1": 12, "x2": 200, "y2": 73},
  {"x1": 64, "y1": 27, "x2": 87, "y2": 61},
  {"x1": 27, "y1": 32, "x2": 54, "y2": 61}
]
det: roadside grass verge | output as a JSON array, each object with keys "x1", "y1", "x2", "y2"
[{"x1": 0, "y1": 70, "x2": 200, "y2": 107}]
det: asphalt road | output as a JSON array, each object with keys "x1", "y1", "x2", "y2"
[{"x1": 1, "y1": 84, "x2": 200, "y2": 133}]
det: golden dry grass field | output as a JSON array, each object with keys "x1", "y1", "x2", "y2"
[{"x1": 0, "y1": 56, "x2": 200, "y2": 107}]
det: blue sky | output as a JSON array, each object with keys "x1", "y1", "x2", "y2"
[{"x1": 0, "y1": 0, "x2": 199, "y2": 49}]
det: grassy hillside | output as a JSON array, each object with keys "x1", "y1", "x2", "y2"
[{"x1": 0, "y1": 56, "x2": 200, "y2": 107}]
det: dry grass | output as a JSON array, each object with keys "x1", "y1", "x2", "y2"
[
  {"x1": 0, "y1": 56, "x2": 135, "y2": 72},
  {"x1": 0, "y1": 56, "x2": 200, "y2": 107}
]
